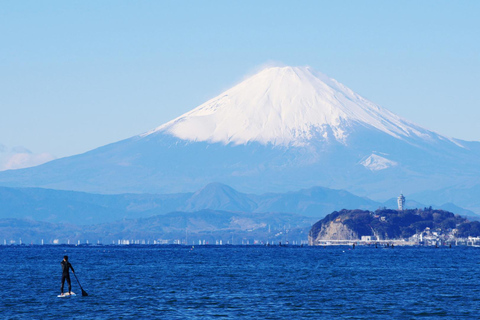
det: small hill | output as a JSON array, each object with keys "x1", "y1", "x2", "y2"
[
  {"x1": 183, "y1": 183, "x2": 257, "y2": 212},
  {"x1": 309, "y1": 207, "x2": 479, "y2": 244}
]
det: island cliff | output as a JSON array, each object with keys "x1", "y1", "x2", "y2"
[{"x1": 309, "y1": 208, "x2": 480, "y2": 245}]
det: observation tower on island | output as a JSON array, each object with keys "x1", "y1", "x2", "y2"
[{"x1": 397, "y1": 193, "x2": 405, "y2": 211}]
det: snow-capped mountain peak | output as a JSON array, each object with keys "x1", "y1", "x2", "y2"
[
  {"x1": 0, "y1": 66, "x2": 478, "y2": 204},
  {"x1": 145, "y1": 66, "x2": 433, "y2": 146}
]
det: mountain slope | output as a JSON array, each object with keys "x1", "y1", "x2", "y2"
[
  {"x1": 148, "y1": 67, "x2": 449, "y2": 147},
  {"x1": 411, "y1": 184, "x2": 480, "y2": 214},
  {"x1": 0, "y1": 66, "x2": 478, "y2": 202},
  {"x1": 251, "y1": 186, "x2": 379, "y2": 216},
  {"x1": 183, "y1": 183, "x2": 257, "y2": 212},
  {"x1": 0, "y1": 186, "x2": 191, "y2": 224}
]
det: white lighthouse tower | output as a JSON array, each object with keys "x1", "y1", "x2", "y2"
[{"x1": 397, "y1": 193, "x2": 405, "y2": 211}]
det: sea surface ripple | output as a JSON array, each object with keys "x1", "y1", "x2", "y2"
[{"x1": 1, "y1": 245, "x2": 479, "y2": 319}]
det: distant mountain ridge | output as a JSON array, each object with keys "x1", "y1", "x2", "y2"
[
  {"x1": 1, "y1": 183, "x2": 477, "y2": 226},
  {"x1": 0, "y1": 209, "x2": 315, "y2": 245},
  {"x1": 0, "y1": 183, "x2": 379, "y2": 225}
]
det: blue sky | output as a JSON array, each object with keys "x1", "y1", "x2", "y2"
[{"x1": 0, "y1": 0, "x2": 479, "y2": 165}]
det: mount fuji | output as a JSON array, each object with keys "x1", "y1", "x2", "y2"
[{"x1": 0, "y1": 66, "x2": 479, "y2": 206}]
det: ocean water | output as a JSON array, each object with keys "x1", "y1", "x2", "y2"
[{"x1": 1, "y1": 245, "x2": 479, "y2": 319}]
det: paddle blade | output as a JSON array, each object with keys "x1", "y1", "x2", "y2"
[{"x1": 73, "y1": 272, "x2": 88, "y2": 296}]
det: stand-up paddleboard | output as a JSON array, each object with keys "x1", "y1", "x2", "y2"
[{"x1": 57, "y1": 292, "x2": 76, "y2": 298}]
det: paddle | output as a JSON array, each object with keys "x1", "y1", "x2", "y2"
[{"x1": 73, "y1": 272, "x2": 88, "y2": 296}]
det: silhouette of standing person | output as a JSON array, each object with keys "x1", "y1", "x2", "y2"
[{"x1": 60, "y1": 255, "x2": 75, "y2": 296}]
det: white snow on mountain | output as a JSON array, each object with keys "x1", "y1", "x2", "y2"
[
  {"x1": 0, "y1": 65, "x2": 477, "y2": 203},
  {"x1": 361, "y1": 154, "x2": 398, "y2": 171},
  {"x1": 145, "y1": 66, "x2": 439, "y2": 146}
]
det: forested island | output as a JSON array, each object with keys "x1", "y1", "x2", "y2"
[{"x1": 309, "y1": 208, "x2": 480, "y2": 245}]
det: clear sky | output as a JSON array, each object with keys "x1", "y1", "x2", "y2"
[{"x1": 0, "y1": 1, "x2": 479, "y2": 169}]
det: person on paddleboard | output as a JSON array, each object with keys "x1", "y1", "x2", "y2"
[{"x1": 60, "y1": 255, "x2": 75, "y2": 296}]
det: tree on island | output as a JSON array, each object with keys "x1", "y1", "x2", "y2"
[{"x1": 310, "y1": 207, "x2": 479, "y2": 241}]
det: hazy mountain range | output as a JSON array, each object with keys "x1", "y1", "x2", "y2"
[
  {"x1": 0, "y1": 209, "x2": 315, "y2": 245},
  {"x1": 2, "y1": 182, "x2": 477, "y2": 245},
  {"x1": 1, "y1": 182, "x2": 476, "y2": 225},
  {"x1": 0, "y1": 183, "x2": 378, "y2": 225}
]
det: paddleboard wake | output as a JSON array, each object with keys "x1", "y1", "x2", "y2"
[{"x1": 57, "y1": 292, "x2": 76, "y2": 298}]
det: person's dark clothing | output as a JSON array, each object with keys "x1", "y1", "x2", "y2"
[{"x1": 60, "y1": 260, "x2": 75, "y2": 294}]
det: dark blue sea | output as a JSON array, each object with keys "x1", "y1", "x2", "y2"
[{"x1": 1, "y1": 245, "x2": 479, "y2": 319}]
